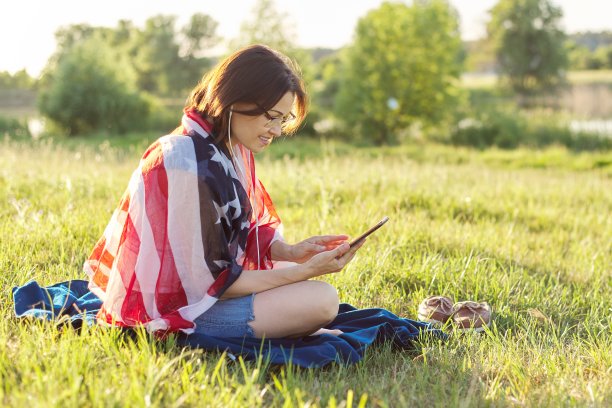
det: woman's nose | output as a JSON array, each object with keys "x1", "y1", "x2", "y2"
[{"x1": 268, "y1": 124, "x2": 282, "y2": 137}]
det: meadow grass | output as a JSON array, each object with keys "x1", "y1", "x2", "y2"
[{"x1": 1, "y1": 135, "x2": 610, "y2": 407}]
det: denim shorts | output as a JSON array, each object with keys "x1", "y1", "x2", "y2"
[{"x1": 192, "y1": 293, "x2": 256, "y2": 338}]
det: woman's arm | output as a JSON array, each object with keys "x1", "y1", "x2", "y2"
[
  {"x1": 269, "y1": 239, "x2": 294, "y2": 262},
  {"x1": 221, "y1": 263, "x2": 313, "y2": 298},
  {"x1": 222, "y1": 241, "x2": 361, "y2": 299}
]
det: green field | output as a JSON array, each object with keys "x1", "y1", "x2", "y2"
[{"x1": 1, "y1": 135, "x2": 611, "y2": 407}]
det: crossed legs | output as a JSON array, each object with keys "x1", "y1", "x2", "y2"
[{"x1": 249, "y1": 280, "x2": 341, "y2": 338}]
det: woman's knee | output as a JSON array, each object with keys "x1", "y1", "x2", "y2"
[
  {"x1": 249, "y1": 280, "x2": 339, "y2": 338},
  {"x1": 309, "y1": 281, "x2": 339, "y2": 324}
]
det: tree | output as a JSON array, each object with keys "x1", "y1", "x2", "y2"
[
  {"x1": 131, "y1": 15, "x2": 181, "y2": 95},
  {"x1": 130, "y1": 14, "x2": 219, "y2": 95},
  {"x1": 37, "y1": 14, "x2": 221, "y2": 134},
  {"x1": 0, "y1": 69, "x2": 36, "y2": 90},
  {"x1": 568, "y1": 42, "x2": 592, "y2": 70},
  {"x1": 38, "y1": 36, "x2": 149, "y2": 135},
  {"x1": 39, "y1": 24, "x2": 94, "y2": 88},
  {"x1": 181, "y1": 13, "x2": 219, "y2": 57},
  {"x1": 231, "y1": 0, "x2": 296, "y2": 56},
  {"x1": 488, "y1": 0, "x2": 568, "y2": 97},
  {"x1": 230, "y1": 0, "x2": 313, "y2": 86},
  {"x1": 334, "y1": 0, "x2": 463, "y2": 144},
  {"x1": 177, "y1": 13, "x2": 220, "y2": 93},
  {"x1": 42, "y1": 15, "x2": 219, "y2": 97},
  {"x1": 570, "y1": 31, "x2": 612, "y2": 51},
  {"x1": 306, "y1": 50, "x2": 343, "y2": 135}
]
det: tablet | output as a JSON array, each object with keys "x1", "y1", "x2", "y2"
[{"x1": 349, "y1": 216, "x2": 389, "y2": 247}]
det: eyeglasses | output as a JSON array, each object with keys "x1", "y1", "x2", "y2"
[
  {"x1": 262, "y1": 110, "x2": 296, "y2": 128},
  {"x1": 231, "y1": 105, "x2": 296, "y2": 128}
]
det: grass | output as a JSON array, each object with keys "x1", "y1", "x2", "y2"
[{"x1": 1, "y1": 134, "x2": 611, "y2": 407}]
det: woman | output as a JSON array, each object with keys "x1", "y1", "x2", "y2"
[{"x1": 84, "y1": 44, "x2": 364, "y2": 339}]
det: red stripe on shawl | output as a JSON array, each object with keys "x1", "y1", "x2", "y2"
[
  {"x1": 119, "y1": 192, "x2": 130, "y2": 212},
  {"x1": 141, "y1": 141, "x2": 189, "y2": 316},
  {"x1": 97, "y1": 305, "x2": 194, "y2": 332},
  {"x1": 207, "y1": 268, "x2": 231, "y2": 298},
  {"x1": 86, "y1": 236, "x2": 109, "y2": 288},
  {"x1": 99, "y1": 249, "x2": 115, "y2": 271},
  {"x1": 243, "y1": 154, "x2": 281, "y2": 270},
  {"x1": 184, "y1": 108, "x2": 214, "y2": 134},
  {"x1": 158, "y1": 310, "x2": 194, "y2": 332},
  {"x1": 88, "y1": 235, "x2": 106, "y2": 262},
  {"x1": 258, "y1": 180, "x2": 281, "y2": 220},
  {"x1": 117, "y1": 213, "x2": 150, "y2": 324},
  {"x1": 86, "y1": 193, "x2": 133, "y2": 291},
  {"x1": 97, "y1": 304, "x2": 126, "y2": 327},
  {"x1": 244, "y1": 226, "x2": 276, "y2": 270}
]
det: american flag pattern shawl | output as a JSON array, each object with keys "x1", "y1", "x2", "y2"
[{"x1": 84, "y1": 111, "x2": 283, "y2": 333}]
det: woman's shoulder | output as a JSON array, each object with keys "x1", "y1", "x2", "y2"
[{"x1": 140, "y1": 134, "x2": 232, "y2": 175}]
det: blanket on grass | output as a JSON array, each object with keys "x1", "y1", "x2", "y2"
[{"x1": 12, "y1": 280, "x2": 446, "y2": 368}]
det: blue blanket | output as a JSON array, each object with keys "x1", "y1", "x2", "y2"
[{"x1": 12, "y1": 280, "x2": 445, "y2": 367}]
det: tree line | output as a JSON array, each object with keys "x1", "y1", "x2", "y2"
[
  {"x1": 1, "y1": 0, "x2": 596, "y2": 145},
  {"x1": 568, "y1": 31, "x2": 612, "y2": 70}
]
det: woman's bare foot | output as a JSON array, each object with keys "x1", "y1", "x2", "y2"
[{"x1": 310, "y1": 328, "x2": 344, "y2": 336}]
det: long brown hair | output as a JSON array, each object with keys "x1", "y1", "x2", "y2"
[{"x1": 186, "y1": 44, "x2": 308, "y2": 142}]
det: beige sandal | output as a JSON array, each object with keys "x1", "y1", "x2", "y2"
[
  {"x1": 451, "y1": 301, "x2": 492, "y2": 332},
  {"x1": 417, "y1": 295, "x2": 454, "y2": 325}
]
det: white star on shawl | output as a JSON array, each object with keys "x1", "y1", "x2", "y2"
[
  {"x1": 240, "y1": 219, "x2": 250, "y2": 230},
  {"x1": 213, "y1": 200, "x2": 230, "y2": 225},
  {"x1": 213, "y1": 259, "x2": 230, "y2": 269},
  {"x1": 226, "y1": 196, "x2": 242, "y2": 220},
  {"x1": 209, "y1": 149, "x2": 233, "y2": 175}
]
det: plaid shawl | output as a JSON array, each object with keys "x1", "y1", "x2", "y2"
[{"x1": 84, "y1": 111, "x2": 282, "y2": 333}]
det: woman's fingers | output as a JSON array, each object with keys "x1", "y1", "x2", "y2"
[
  {"x1": 338, "y1": 239, "x2": 366, "y2": 263},
  {"x1": 322, "y1": 234, "x2": 349, "y2": 241},
  {"x1": 307, "y1": 240, "x2": 364, "y2": 275},
  {"x1": 309, "y1": 235, "x2": 349, "y2": 244},
  {"x1": 333, "y1": 242, "x2": 350, "y2": 258},
  {"x1": 306, "y1": 242, "x2": 326, "y2": 252}
]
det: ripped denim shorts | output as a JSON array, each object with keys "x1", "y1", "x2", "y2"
[{"x1": 192, "y1": 293, "x2": 256, "y2": 338}]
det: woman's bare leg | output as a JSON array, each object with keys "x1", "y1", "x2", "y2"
[{"x1": 249, "y1": 280, "x2": 340, "y2": 338}]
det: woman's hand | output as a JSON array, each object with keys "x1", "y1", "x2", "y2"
[
  {"x1": 288, "y1": 235, "x2": 349, "y2": 264},
  {"x1": 304, "y1": 240, "x2": 365, "y2": 278}
]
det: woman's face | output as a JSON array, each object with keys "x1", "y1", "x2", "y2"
[{"x1": 229, "y1": 92, "x2": 295, "y2": 153}]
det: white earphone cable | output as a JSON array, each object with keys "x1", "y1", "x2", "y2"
[{"x1": 228, "y1": 109, "x2": 261, "y2": 269}]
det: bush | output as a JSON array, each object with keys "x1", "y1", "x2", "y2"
[
  {"x1": 450, "y1": 110, "x2": 611, "y2": 151},
  {"x1": 529, "y1": 124, "x2": 612, "y2": 151},
  {"x1": 38, "y1": 36, "x2": 150, "y2": 136},
  {"x1": 0, "y1": 116, "x2": 30, "y2": 139},
  {"x1": 144, "y1": 96, "x2": 183, "y2": 134},
  {"x1": 451, "y1": 111, "x2": 525, "y2": 149}
]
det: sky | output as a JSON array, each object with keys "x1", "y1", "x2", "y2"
[{"x1": 0, "y1": 0, "x2": 610, "y2": 76}]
